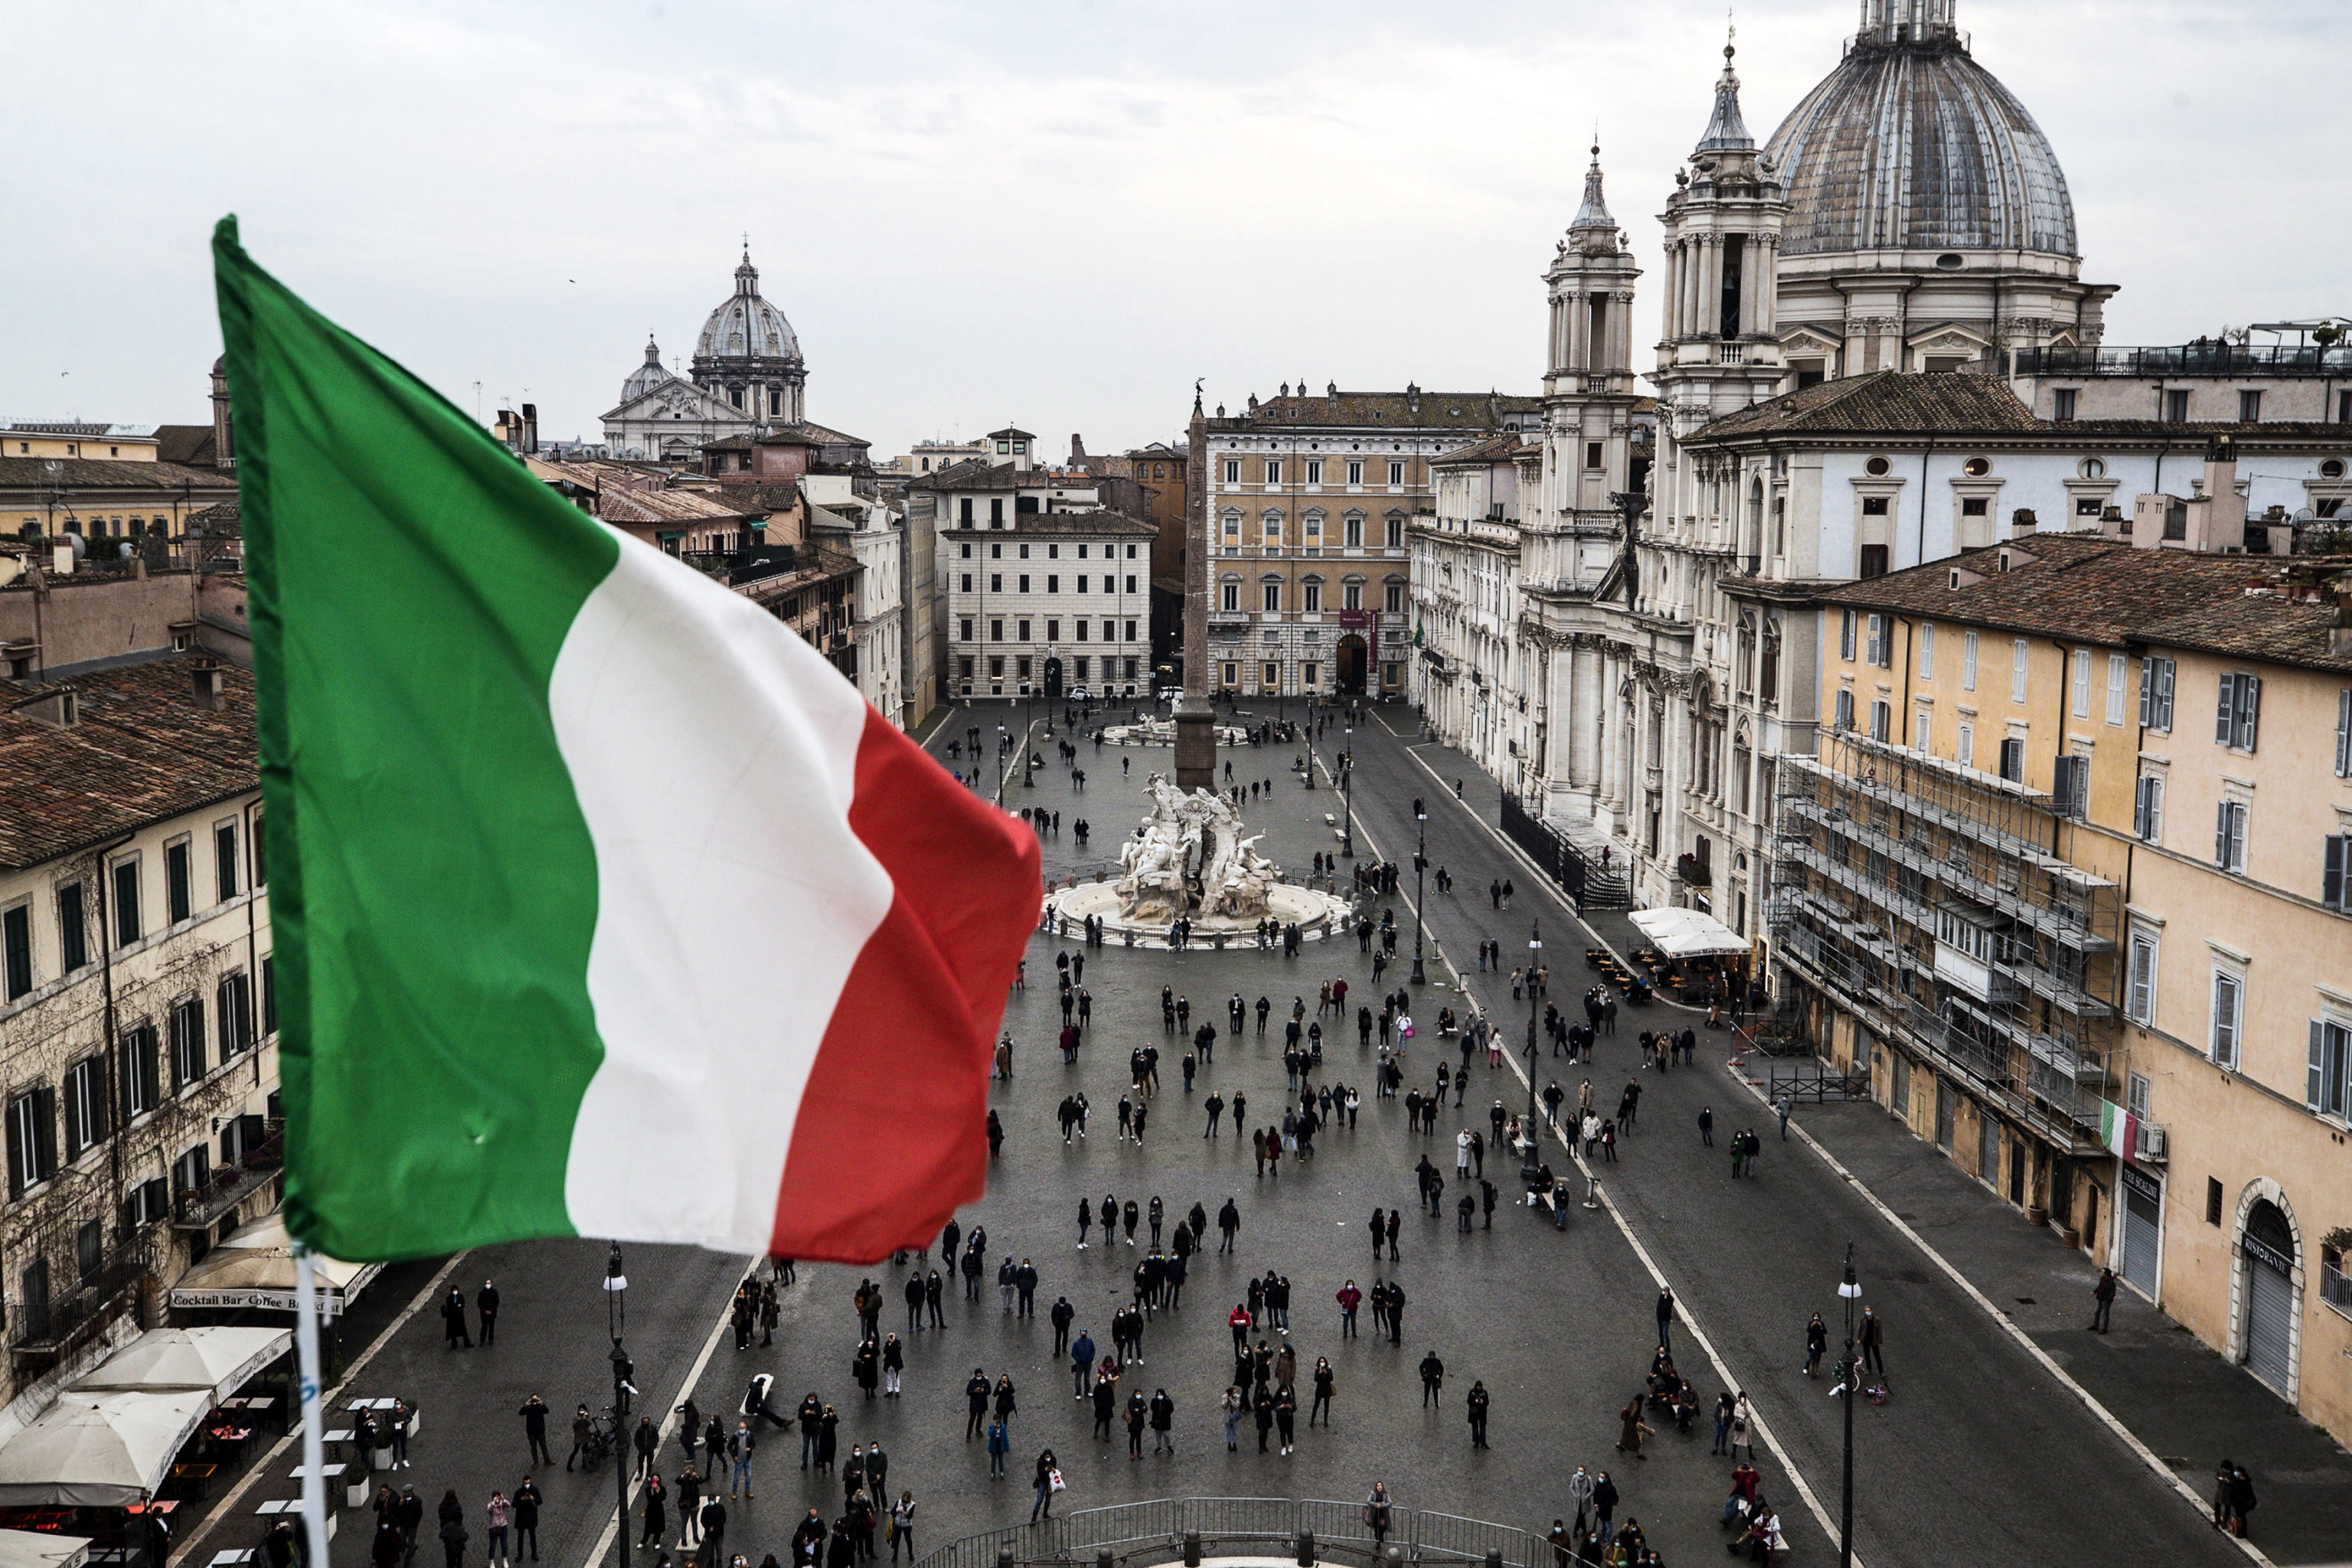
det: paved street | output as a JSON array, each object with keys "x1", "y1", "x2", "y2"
[{"x1": 185, "y1": 697, "x2": 2331, "y2": 1568}]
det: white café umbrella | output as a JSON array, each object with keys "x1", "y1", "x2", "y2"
[
  {"x1": 1625, "y1": 906, "x2": 1750, "y2": 958},
  {"x1": 72, "y1": 1327, "x2": 291, "y2": 1406},
  {"x1": 168, "y1": 1217, "x2": 380, "y2": 1315},
  {"x1": 0, "y1": 1530, "x2": 90, "y2": 1568},
  {"x1": 0, "y1": 1390, "x2": 213, "y2": 1507}
]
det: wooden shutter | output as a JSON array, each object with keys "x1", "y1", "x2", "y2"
[
  {"x1": 2216, "y1": 672, "x2": 2236, "y2": 743},
  {"x1": 2325, "y1": 835, "x2": 2347, "y2": 912},
  {"x1": 2312, "y1": 1021, "x2": 2328, "y2": 1111}
]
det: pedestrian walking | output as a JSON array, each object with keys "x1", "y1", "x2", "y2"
[
  {"x1": 441, "y1": 1288, "x2": 472, "y2": 1350},
  {"x1": 1655, "y1": 1289, "x2": 1675, "y2": 1353},
  {"x1": 2091, "y1": 1269, "x2": 2118, "y2": 1333},
  {"x1": 1728, "y1": 1393, "x2": 1755, "y2": 1460},
  {"x1": 517, "y1": 1396, "x2": 551, "y2": 1468},
  {"x1": 1860, "y1": 1306, "x2": 1886, "y2": 1380},
  {"x1": 1802, "y1": 1312, "x2": 1829, "y2": 1377},
  {"x1": 1031, "y1": 1451, "x2": 1061, "y2": 1520},
  {"x1": 1615, "y1": 1395, "x2": 1650, "y2": 1460}
]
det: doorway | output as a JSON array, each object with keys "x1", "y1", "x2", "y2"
[
  {"x1": 1335, "y1": 635, "x2": 1368, "y2": 697},
  {"x1": 2240, "y1": 1199, "x2": 2297, "y2": 1396}
]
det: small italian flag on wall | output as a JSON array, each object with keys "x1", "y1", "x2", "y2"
[
  {"x1": 214, "y1": 218, "x2": 1037, "y2": 1266},
  {"x1": 2098, "y1": 1099, "x2": 2140, "y2": 1165}
]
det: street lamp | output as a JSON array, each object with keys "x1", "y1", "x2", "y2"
[
  {"x1": 604, "y1": 1244, "x2": 633, "y2": 1568},
  {"x1": 1838, "y1": 1243, "x2": 1862, "y2": 1568},
  {"x1": 1341, "y1": 727, "x2": 1355, "y2": 859},
  {"x1": 995, "y1": 724, "x2": 1009, "y2": 808},
  {"x1": 1521, "y1": 920, "x2": 1544, "y2": 1190},
  {"x1": 1023, "y1": 663, "x2": 1037, "y2": 788},
  {"x1": 1409, "y1": 798, "x2": 1427, "y2": 985}
]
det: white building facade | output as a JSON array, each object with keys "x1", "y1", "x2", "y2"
[{"x1": 1411, "y1": 436, "x2": 1539, "y2": 790}]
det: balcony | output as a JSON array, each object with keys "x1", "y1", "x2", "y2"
[
  {"x1": 173, "y1": 1135, "x2": 283, "y2": 1232},
  {"x1": 10, "y1": 1248, "x2": 149, "y2": 1374},
  {"x1": 1674, "y1": 852, "x2": 1712, "y2": 887},
  {"x1": 2008, "y1": 343, "x2": 2352, "y2": 380}
]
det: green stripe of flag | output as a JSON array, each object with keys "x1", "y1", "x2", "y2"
[{"x1": 216, "y1": 217, "x2": 621, "y2": 1259}]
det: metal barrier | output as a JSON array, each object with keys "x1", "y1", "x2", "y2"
[
  {"x1": 913, "y1": 1499, "x2": 1538, "y2": 1568},
  {"x1": 1062, "y1": 1500, "x2": 1183, "y2": 1556},
  {"x1": 1412, "y1": 1512, "x2": 1535, "y2": 1568},
  {"x1": 1181, "y1": 1498, "x2": 1300, "y2": 1548}
]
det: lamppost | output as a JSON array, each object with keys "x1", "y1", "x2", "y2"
[
  {"x1": 604, "y1": 1244, "x2": 633, "y2": 1568},
  {"x1": 1341, "y1": 726, "x2": 1355, "y2": 858},
  {"x1": 1409, "y1": 797, "x2": 1427, "y2": 985},
  {"x1": 1023, "y1": 662, "x2": 1037, "y2": 788},
  {"x1": 995, "y1": 724, "x2": 1009, "y2": 808},
  {"x1": 1521, "y1": 920, "x2": 1544, "y2": 1190},
  {"x1": 1837, "y1": 1243, "x2": 1861, "y2": 1568}
]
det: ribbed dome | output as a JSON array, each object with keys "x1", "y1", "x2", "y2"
[
  {"x1": 1764, "y1": 34, "x2": 2076, "y2": 259},
  {"x1": 619, "y1": 335, "x2": 671, "y2": 403},
  {"x1": 694, "y1": 252, "x2": 802, "y2": 365}
]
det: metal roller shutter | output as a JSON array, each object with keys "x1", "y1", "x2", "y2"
[{"x1": 2243, "y1": 1240, "x2": 2295, "y2": 1396}]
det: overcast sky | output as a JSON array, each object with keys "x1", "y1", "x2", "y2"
[{"x1": 6, "y1": 1, "x2": 2341, "y2": 460}]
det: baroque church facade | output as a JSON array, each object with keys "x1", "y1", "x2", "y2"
[
  {"x1": 1433, "y1": 0, "x2": 2118, "y2": 948},
  {"x1": 601, "y1": 250, "x2": 812, "y2": 460}
]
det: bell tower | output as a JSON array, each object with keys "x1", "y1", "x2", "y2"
[{"x1": 1533, "y1": 144, "x2": 1645, "y2": 587}]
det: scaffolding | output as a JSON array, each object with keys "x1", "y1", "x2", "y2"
[{"x1": 1766, "y1": 729, "x2": 2122, "y2": 1155}]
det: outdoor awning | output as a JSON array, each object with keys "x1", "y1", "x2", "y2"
[
  {"x1": 0, "y1": 1390, "x2": 213, "y2": 1507},
  {"x1": 0, "y1": 1530, "x2": 91, "y2": 1568},
  {"x1": 1627, "y1": 906, "x2": 1750, "y2": 958},
  {"x1": 71, "y1": 1328, "x2": 290, "y2": 1406},
  {"x1": 166, "y1": 1217, "x2": 380, "y2": 1318}
]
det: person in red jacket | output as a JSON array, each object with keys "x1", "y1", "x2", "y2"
[
  {"x1": 1229, "y1": 1305, "x2": 1253, "y2": 1354},
  {"x1": 1334, "y1": 1281, "x2": 1362, "y2": 1338}
]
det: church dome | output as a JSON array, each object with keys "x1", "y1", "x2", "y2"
[
  {"x1": 1764, "y1": 21, "x2": 2075, "y2": 260},
  {"x1": 620, "y1": 335, "x2": 670, "y2": 403},
  {"x1": 694, "y1": 251, "x2": 802, "y2": 367}
]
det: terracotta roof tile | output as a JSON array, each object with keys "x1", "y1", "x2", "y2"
[{"x1": 0, "y1": 655, "x2": 255, "y2": 871}]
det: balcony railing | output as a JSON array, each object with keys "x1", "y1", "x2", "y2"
[
  {"x1": 9, "y1": 1250, "x2": 149, "y2": 1370},
  {"x1": 173, "y1": 1135, "x2": 283, "y2": 1231}
]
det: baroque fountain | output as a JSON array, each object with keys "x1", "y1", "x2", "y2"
[{"x1": 1043, "y1": 773, "x2": 1352, "y2": 947}]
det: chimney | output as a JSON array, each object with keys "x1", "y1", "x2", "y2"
[
  {"x1": 522, "y1": 403, "x2": 539, "y2": 456},
  {"x1": 191, "y1": 662, "x2": 226, "y2": 710}
]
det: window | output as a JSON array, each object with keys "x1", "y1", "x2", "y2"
[
  {"x1": 1584, "y1": 443, "x2": 1603, "y2": 471},
  {"x1": 1222, "y1": 511, "x2": 1241, "y2": 540},
  {"x1": 1343, "y1": 582, "x2": 1362, "y2": 610},
  {"x1": 1124, "y1": 620, "x2": 1136, "y2": 642},
  {"x1": 959, "y1": 618, "x2": 973, "y2": 643},
  {"x1": 2140, "y1": 657, "x2": 2175, "y2": 731},
  {"x1": 2069, "y1": 650, "x2": 2090, "y2": 717},
  {"x1": 1869, "y1": 701, "x2": 1891, "y2": 742},
  {"x1": 2105, "y1": 655, "x2": 2128, "y2": 725},
  {"x1": 6, "y1": 1089, "x2": 57, "y2": 1196},
  {"x1": 1919, "y1": 622, "x2": 1936, "y2": 679},
  {"x1": 172, "y1": 1143, "x2": 209, "y2": 1205},
  {"x1": 218, "y1": 973, "x2": 253, "y2": 1057},
  {"x1": 2215, "y1": 671, "x2": 2260, "y2": 751},
  {"x1": 1263, "y1": 582, "x2": 1282, "y2": 612},
  {"x1": 2311, "y1": 1019, "x2": 2352, "y2": 1119},
  {"x1": 2162, "y1": 389, "x2": 2191, "y2": 423},
  {"x1": 2210, "y1": 972, "x2": 2243, "y2": 1068},
  {"x1": 2, "y1": 904, "x2": 28, "y2": 1001},
  {"x1": 1834, "y1": 689, "x2": 1854, "y2": 732},
  {"x1": 1263, "y1": 662, "x2": 1281, "y2": 688},
  {"x1": 1044, "y1": 575, "x2": 1057, "y2": 593},
  {"x1": 2207, "y1": 1178, "x2": 2225, "y2": 1227},
  {"x1": 215, "y1": 823, "x2": 239, "y2": 902},
  {"x1": 1264, "y1": 513, "x2": 1283, "y2": 543},
  {"x1": 1344, "y1": 514, "x2": 1364, "y2": 549},
  {"x1": 2053, "y1": 389, "x2": 2078, "y2": 422},
  {"x1": 1387, "y1": 461, "x2": 1405, "y2": 486},
  {"x1": 2133, "y1": 776, "x2": 2164, "y2": 843},
  {"x1": 1861, "y1": 495, "x2": 1890, "y2": 517},
  {"x1": 1305, "y1": 459, "x2": 1322, "y2": 485},
  {"x1": 57, "y1": 883, "x2": 85, "y2": 974},
  {"x1": 1998, "y1": 737, "x2": 2024, "y2": 782},
  {"x1": 1125, "y1": 575, "x2": 1138, "y2": 593},
  {"x1": 2214, "y1": 800, "x2": 2248, "y2": 874},
  {"x1": 1220, "y1": 582, "x2": 1240, "y2": 612},
  {"x1": 988, "y1": 573, "x2": 1001, "y2": 593},
  {"x1": 1302, "y1": 580, "x2": 1322, "y2": 612},
  {"x1": 1018, "y1": 574, "x2": 1030, "y2": 593},
  {"x1": 1962, "y1": 631, "x2": 1978, "y2": 691},
  {"x1": 1866, "y1": 614, "x2": 1889, "y2": 668},
  {"x1": 172, "y1": 999, "x2": 207, "y2": 1089},
  {"x1": 1385, "y1": 582, "x2": 1405, "y2": 613},
  {"x1": 2239, "y1": 389, "x2": 2263, "y2": 423},
  {"x1": 2126, "y1": 931, "x2": 2158, "y2": 1024},
  {"x1": 2010, "y1": 639, "x2": 2029, "y2": 703},
  {"x1": 1957, "y1": 722, "x2": 1975, "y2": 768},
  {"x1": 2127, "y1": 1071, "x2": 2151, "y2": 1120},
  {"x1": 111, "y1": 859, "x2": 140, "y2": 948},
  {"x1": 989, "y1": 498, "x2": 1003, "y2": 524},
  {"x1": 1223, "y1": 459, "x2": 1240, "y2": 485},
  {"x1": 1265, "y1": 460, "x2": 1282, "y2": 485},
  {"x1": 1221, "y1": 662, "x2": 1238, "y2": 687},
  {"x1": 2323, "y1": 835, "x2": 2350, "y2": 913},
  {"x1": 1302, "y1": 662, "x2": 1319, "y2": 687},
  {"x1": 122, "y1": 1025, "x2": 160, "y2": 1119},
  {"x1": 2052, "y1": 754, "x2": 2089, "y2": 818},
  {"x1": 1839, "y1": 609, "x2": 1857, "y2": 662},
  {"x1": 1346, "y1": 461, "x2": 1363, "y2": 485},
  {"x1": 1915, "y1": 705, "x2": 1932, "y2": 750},
  {"x1": 1960, "y1": 497, "x2": 1989, "y2": 518},
  {"x1": 2337, "y1": 689, "x2": 2351, "y2": 776},
  {"x1": 1016, "y1": 619, "x2": 1031, "y2": 641},
  {"x1": 63, "y1": 1057, "x2": 106, "y2": 1159},
  {"x1": 989, "y1": 619, "x2": 1003, "y2": 642}
]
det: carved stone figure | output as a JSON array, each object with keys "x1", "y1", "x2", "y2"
[{"x1": 1114, "y1": 773, "x2": 1285, "y2": 921}]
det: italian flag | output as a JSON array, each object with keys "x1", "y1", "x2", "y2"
[{"x1": 214, "y1": 219, "x2": 1037, "y2": 1266}]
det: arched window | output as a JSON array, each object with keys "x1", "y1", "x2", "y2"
[
  {"x1": 1732, "y1": 726, "x2": 1753, "y2": 815},
  {"x1": 1746, "y1": 479, "x2": 1766, "y2": 561}
]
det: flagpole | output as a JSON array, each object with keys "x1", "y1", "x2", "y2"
[{"x1": 293, "y1": 1250, "x2": 333, "y2": 1568}]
